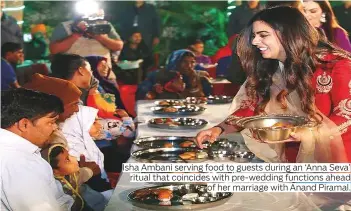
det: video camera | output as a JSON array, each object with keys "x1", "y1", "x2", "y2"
[
  {"x1": 72, "y1": 19, "x2": 111, "y2": 36},
  {"x1": 72, "y1": 1, "x2": 111, "y2": 36}
]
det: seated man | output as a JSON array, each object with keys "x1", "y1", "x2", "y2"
[
  {"x1": 50, "y1": 53, "x2": 131, "y2": 119},
  {"x1": 24, "y1": 73, "x2": 113, "y2": 194},
  {"x1": 1, "y1": 42, "x2": 24, "y2": 71},
  {"x1": 1, "y1": 88, "x2": 73, "y2": 210},
  {"x1": 119, "y1": 29, "x2": 153, "y2": 77}
]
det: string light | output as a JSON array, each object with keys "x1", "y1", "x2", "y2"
[
  {"x1": 2, "y1": 5, "x2": 25, "y2": 12},
  {"x1": 227, "y1": 0, "x2": 236, "y2": 17},
  {"x1": 17, "y1": 20, "x2": 24, "y2": 25}
]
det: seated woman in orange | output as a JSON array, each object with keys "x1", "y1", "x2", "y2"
[{"x1": 196, "y1": 6, "x2": 351, "y2": 163}]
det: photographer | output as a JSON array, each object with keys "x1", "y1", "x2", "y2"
[{"x1": 50, "y1": 8, "x2": 123, "y2": 67}]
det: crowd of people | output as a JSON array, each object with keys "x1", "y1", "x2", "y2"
[{"x1": 1, "y1": 0, "x2": 351, "y2": 210}]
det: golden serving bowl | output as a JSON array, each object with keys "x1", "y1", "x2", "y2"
[{"x1": 229, "y1": 114, "x2": 317, "y2": 142}]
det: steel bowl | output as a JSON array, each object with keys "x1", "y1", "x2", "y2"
[
  {"x1": 231, "y1": 151, "x2": 255, "y2": 163},
  {"x1": 234, "y1": 114, "x2": 315, "y2": 142}
]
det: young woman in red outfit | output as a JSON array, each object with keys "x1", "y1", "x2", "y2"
[{"x1": 196, "y1": 6, "x2": 351, "y2": 163}]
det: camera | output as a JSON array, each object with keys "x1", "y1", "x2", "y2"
[
  {"x1": 73, "y1": 1, "x2": 111, "y2": 37},
  {"x1": 84, "y1": 19, "x2": 111, "y2": 35},
  {"x1": 72, "y1": 18, "x2": 111, "y2": 36}
]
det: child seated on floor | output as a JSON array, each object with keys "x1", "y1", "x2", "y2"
[
  {"x1": 145, "y1": 71, "x2": 187, "y2": 99},
  {"x1": 42, "y1": 144, "x2": 108, "y2": 211}
]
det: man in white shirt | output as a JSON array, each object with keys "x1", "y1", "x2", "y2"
[{"x1": 0, "y1": 89, "x2": 74, "y2": 211}]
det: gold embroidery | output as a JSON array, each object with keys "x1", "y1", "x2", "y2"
[
  {"x1": 337, "y1": 120, "x2": 351, "y2": 134},
  {"x1": 316, "y1": 72, "x2": 333, "y2": 93},
  {"x1": 335, "y1": 99, "x2": 351, "y2": 120},
  {"x1": 240, "y1": 100, "x2": 255, "y2": 111},
  {"x1": 224, "y1": 115, "x2": 240, "y2": 125}
]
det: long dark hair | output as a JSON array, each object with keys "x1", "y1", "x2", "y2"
[
  {"x1": 238, "y1": 6, "x2": 320, "y2": 119},
  {"x1": 313, "y1": 0, "x2": 348, "y2": 44}
]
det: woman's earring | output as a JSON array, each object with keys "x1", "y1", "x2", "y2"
[{"x1": 320, "y1": 13, "x2": 326, "y2": 23}]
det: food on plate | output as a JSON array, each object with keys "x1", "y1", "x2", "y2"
[
  {"x1": 165, "y1": 119, "x2": 180, "y2": 126},
  {"x1": 179, "y1": 153, "x2": 193, "y2": 160},
  {"x1": 271, "y1": 122, "x2": 294, "y2": 129},
  {"x1": 158, "y1": 189, "x2": 173, "y2": 202},
  {"x1": 184, "y1": 152, "x2": 196, "y2": 156},
  {"x1": 179, "y1": 151, "x2": 196, "y2": 160},
  {"x1": 196, "y1": 151, "x2": 208, "y2": 159},
  {"x1": 164, "y1": 118, "x2": 173, "y2": 124},
  {"x1": 159, "y1": 101, "x2": 170, "y2": 106},
  {"x1": 153, "y1": 118, "x2": 181, "y2": 126},
  {"x1": 163, "y1": 107, "x2": 178, "y2": 113},
  {"x1": 174, "y1": 101, "x2": 185, "y2": 106},
  {"x1": 134, "y1": 188, "x2": 174, "y2": 202},
  {"x1": 186, "y1": 97, "x2": 207, "y2": 104},
  {"x1": 179, "y1": 151, "x2": 208, "y2": 160},
  {"x1": 179, "y1": 140, "x2": 194, "y2": 148},
  {"x1": 155, "y1": 118, "x2": 164, "y2": 124},
  {"x1": 198, "y1": 97, "x2": 207, "y2": 102},
  {"x1": 158, "y1": 100, "x2": 185, "y2": 106},
  {"x1": 150, "y1": 189, "x2": 160, "y2": 195},
  {"x1": 164, "y1": 142, "x2": 173, "y2": 148},
  {"x1": 134, "y1": 189, "x2": 151, "y2": 199}
]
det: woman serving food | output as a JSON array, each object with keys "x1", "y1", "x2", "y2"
[{"x1": 195, "y1": 6, "x2": 351, "y2": 163}]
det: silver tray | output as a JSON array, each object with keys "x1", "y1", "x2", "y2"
[
  {"x1": 133, "y1": 137, "x2": 230, "y2": 149},
  {"x1": 128, "y1": 184, "x2": 233, "y2": 210},
  {"x1": 207, "y1": 139, "x2": 255, "y2": 162},
  {"x1": 151, "y1": 105, "x2": 206, "y2": 116},
  {"x1": 131, "y1": 147, "x2": 209, "y2": 163},
  {"x1": 207, "y1": 95, "x2": 233, "y2": 104},
  {"x1": 134, "y1": 136, "x2": 197, "y2": 148},
  {"x1": 148, "y1": 118, "x2": 208, "y2": 130},
  {"x1": 185, "y1": 96, "x2": 233, "y2": 104}
]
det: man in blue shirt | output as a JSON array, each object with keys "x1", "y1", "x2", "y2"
[
  {"x1": 1, "y1": 42, "x2": 24, "y2": 71},
  {"x1": 1, "y1": 58, "x2": 20, "y2": 90}
]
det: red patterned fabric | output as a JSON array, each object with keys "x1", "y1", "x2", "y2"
[{"x1": 312, "y1": 53, "x2": 351, "y2": 162}]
